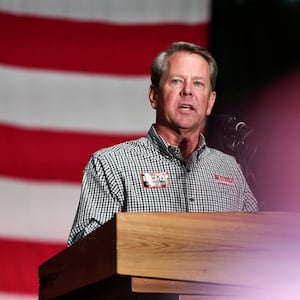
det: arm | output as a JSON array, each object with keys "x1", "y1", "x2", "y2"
[
  {"x1": 67, "y1": 153, "x2": 124, "y2": 246},
  {"x1": 242, "y1": 174, "x2": 260, "y2": 212}
]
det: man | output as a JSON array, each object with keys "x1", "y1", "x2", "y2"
[{"x1": 68, "y1": 41, "x2": 258, "y2": 246}]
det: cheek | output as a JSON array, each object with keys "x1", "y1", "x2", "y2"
[{"x1": 162, "y1": 89, "x2": 178, "y2": 104}]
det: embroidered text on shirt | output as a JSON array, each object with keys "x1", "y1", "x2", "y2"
[{"x1": 214, "y1": 174, "x2": 235, "y2": 186}]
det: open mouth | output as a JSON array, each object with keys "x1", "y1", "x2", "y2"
[{"x1": 180, "y1": 104, "x2": 194, "y2": 110}]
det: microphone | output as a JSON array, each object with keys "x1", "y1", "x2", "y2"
[
  {"x1": 214, "y1": 114, "x2": 262, "y2": 209},
  {"x1": 217, "y1": 114, "x2": 254, "y2": 153},
  {"x1": 219, "y1": 114, "x2": 253, "y2": 140}
]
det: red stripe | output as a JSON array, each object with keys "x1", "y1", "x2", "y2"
[
  {"x1": 0, "y1": 11, "x2": 209, "y2": 75},
  {"x1": 0, "y1": 123, "x2": 143, "y2": 183},
  {"x1": 0, "y1": 237, "x2": 65, "y2": 294}
]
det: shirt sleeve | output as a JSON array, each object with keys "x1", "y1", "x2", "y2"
[
  {"x1": 67, "y1": 153, "x2": 124, "y2": 246},
  {"x1": 242, "y1": 177, "x2": 259, "y2": 212}
]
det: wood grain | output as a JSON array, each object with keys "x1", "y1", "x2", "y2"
[
  {"x1": 39, "y1": 212, "x2": 300, "y2": 299},
  {"x1": 116, "y1": 212, "x2": 300, "y2": 293}
]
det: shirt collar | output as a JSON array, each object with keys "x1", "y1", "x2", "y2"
[{"x1": 147, "y1": 124, "x2": 206, "y2": 161}]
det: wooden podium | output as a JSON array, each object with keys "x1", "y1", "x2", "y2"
[{"x1": 39, "y1": 212, "x2": 300, "y2": 299}]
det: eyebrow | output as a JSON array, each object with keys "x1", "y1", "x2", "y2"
[{"x1": 169, "y1": 74, "x2": 207, "y2": 80}]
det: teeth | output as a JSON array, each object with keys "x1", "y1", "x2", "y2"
[{"x1": 181, "y1": 104, "x2": 192, "y2": 109}]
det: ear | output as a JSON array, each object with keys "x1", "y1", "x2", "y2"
[
  {"x1": 206, "y1": 91, "x2": 216, "y2": 116},
  {"x1": 149, "y1": 85, "x2": 158, "y2": 109}
]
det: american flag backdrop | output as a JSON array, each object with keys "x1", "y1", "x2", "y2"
[{"x1": 0, "y1": 1, "x2": 212, "y2": 299}]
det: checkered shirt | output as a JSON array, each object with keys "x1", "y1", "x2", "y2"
[{"x1": 68, "y1": 124, "x2": 258, "y2": 245}]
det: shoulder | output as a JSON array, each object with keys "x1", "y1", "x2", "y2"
[
  {"x1": 83, "y1": 137, "x2": 150, "y2": 174},
  {"x1": 203, "y1": 146, "x2": 237, "y2": 163},
  {"x1": 201, "y1": 146, "x2": 243, "y2": 173},
  {"x1": 93, "y1": 137, "x2": 150, "y2": 158},
  {"x1": 87, "y1": 137, "x2": 155, "y2": 170}
]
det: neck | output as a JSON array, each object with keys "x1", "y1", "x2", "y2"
[
  {"x1": 155, "y1": 125, "x2": 200, "y2": 161},
  {"x1": 178, "y1": 138, "x2": 197, "y2": 161}
]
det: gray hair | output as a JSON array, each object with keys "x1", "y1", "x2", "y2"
[{"x1": 151, "y1": 41, "x2": 218, "y2": 92}]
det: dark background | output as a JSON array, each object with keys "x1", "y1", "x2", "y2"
[
  {"x1": 207, "y1": 0, "x2": 300, "y2": 211},
  {"x1": 209, "y1": 0, "x2": 300, "y2": 116}
]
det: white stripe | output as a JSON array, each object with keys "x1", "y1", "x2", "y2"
[
  {"x1": 0, "y1": 65, "x2": 155, "y2": 133},
  {"x1": 0, "y1": 292, "x2": 36, "y2": 300},
  {"x1": 0, "y1": 0, "x2": 210, "y2": 24},
  {"x1": 0, "y1": 177, "x2": 80, "y2": 243}
]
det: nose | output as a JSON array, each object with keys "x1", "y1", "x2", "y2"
[{"x1": 180, "y1": 82, "x2": 193, "y2": 96}]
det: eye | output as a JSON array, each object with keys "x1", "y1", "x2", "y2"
[
  {"x1": 194, "y1": 81, "x2": 204, "y2": 87},
  {"x1": 171, "y1": 78, "x2": 183, "y2": 85}
]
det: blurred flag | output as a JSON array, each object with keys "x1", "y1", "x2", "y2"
[{"x1": 0, "y1": 0, "x2": 211, "y2": 298}]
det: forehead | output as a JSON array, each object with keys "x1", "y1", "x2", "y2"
[{"x1": 164, "y1": 51, "x2": 210, "y2": 79}]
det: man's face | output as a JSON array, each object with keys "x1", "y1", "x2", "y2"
[{"x1": 150, "y1": 51, "x2": 216, "y2": 134}]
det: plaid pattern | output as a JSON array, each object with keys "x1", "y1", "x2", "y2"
[{"x1": 68, "y1": 124, "x2": 258, "y2": 245}]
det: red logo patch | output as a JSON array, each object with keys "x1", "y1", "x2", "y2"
[{"x1": 214, "y1": 174, "x2": 235, "y2": 186}]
